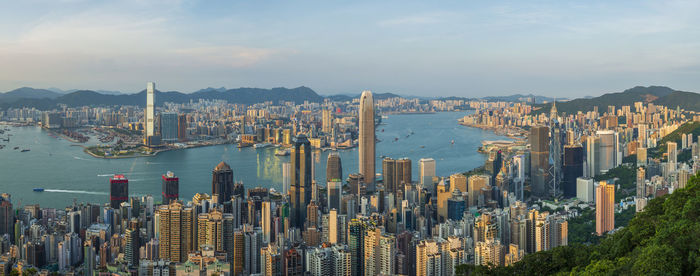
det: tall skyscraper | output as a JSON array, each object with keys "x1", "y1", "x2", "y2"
[
  {"x1": 326, "y1": 152, "x2": 342, "y2": 182},
  {"x1": 261, "y1": 201, "x2": 272, "y2": 244},
  {"x1": 563, "y1": 145, "x2": 583, "y2": 198},
  {"x1": 109, "y1": 174, "x2": 128, "y2": 209},
  {"x1": 419, "y1": 158, "x2": 436, "y2": 188},
  {"x1": 327, "y1": 180, "x2": 342, "y2": 212},
  {"x1": 159, "y1": 112, "x2": 179, "y2": 142},
  {"x1": 162, "y1": 171, "x2": 179, "y2": 204},
  {"x1": 0, "y1": 195, "x2": 14, "y2": 241},
  {"x1": 383, "y1": 157, "x2": 412, "y2": 195},
  {"x1": 595, "y1": 181, "x2": 615, "y2": 236},
  {"x1": 596, "y1": 130, "x2": 618, "y2": 173},
  {"x1": 290, "y1": 134, "x2": 312, "y2": 229},
  {"x1": 358, "y1": 90, "x2": 376, "y2": 188},
  {"x1": 144, "y1": 82, "x2": 159, "y2": 146},
  {"x1": 212, "y1": 161, "x2": 234, "y2": 204},
  {"x1": 530, "y1": 126, "x2": 550, "y2": 197}
]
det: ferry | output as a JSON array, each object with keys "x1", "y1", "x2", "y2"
[
  {"x1": 21, "y1": 149, "x2": 30, "y2": 152},
  {"x1": 274, "y1": 148, "x2": 290, "y2": 156},
  {"x1": 33, "y1": 188, "x2": 44, "y2": 192},
  {"x1": 254, "y1": 143, "x2": 272, "y2": 149}
]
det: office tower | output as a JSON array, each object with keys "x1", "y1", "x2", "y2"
[
  {"x1": 212, "y1": 161, "x2": 234, "y2": 204},
  {"x1": 109, "y1": 174, "x2": 128, "y2": 209},
  {"x1": 162, "y1": 171, "x2": 179, "y2": 204},
  {"x1": 307, "y1": 200, "x2": 319, "y2": 228},
  {"x1": 261, "y1": 201, "x2": 272, "y2": 244},
  {"x1": 145, "y1": 82, "x2": 156, "y2": 137},
  {"x1": 125, "y1": 227, "x2": 139, "y2": 267},
  {"x1": 450, "y1": 173, "x2": 467, "y2": 194},
  {"x1": 563, "y1": 145, "x2": 583, "y2": 198},
  {"x1": 383, "y1": 157, "x2": 412, "y2": 195},
  {"x1": 436, "y1": 180, "x2": 450, "y2": 222},
  {"x1": 177, "y1": 114, "x2": 188, "y2": 141},
  {"x1": 68, "y1": 211, "x2": 80, "y2": 233},
  {"x1": 595, "y1": 181, "x2": 615, "y2": 236},
  {"x1": 419, "y1": 158, "x2": 436, "y2": 188},
  {"x1": 359, "y1": 90, "x2": 376, "y2": 187},
  {"x1": 157, "y1": 201, "x2": 195, "y2": 262},
  {"x1": 668, "y1": 142, "x2": 678, "y2": 172},
  {"x1": 586, "y1": 135, "x2": 599, "y2": 177},
  {"x1": 322, "y1": 109, "x2": 333, "y2": 133},
  {"x1": 348, "y1": 219, "x2": 367, "y2": 276},
  {"x1": 447, "y1": 189, "x2": 466, "y2": 220},
  {"x1": 576, "y1": 177, "x2": 594, "y2": 203},
  {"x1": 282, "y1": 162, "x2": 291, "y2": 195},
  {"x1": 160, "y1": 112, "x2": 179, "y2": 142},
  {"x1": 327, "y1": 180, "x2": 342, "y2": 212},
  {"x1": 468, "y1": 175, "x2": 490, "y2": 207},
  {"x1": 290, "y1": 134, "x2": 312, "y2": 229},
  {"x1": 530, "y1": 126, "x2": 550, "y2": 197},
  {"x1": 636, "y1": 167, "x2": 646, "y2": 198},
  {"x1": 326, "y1": 152, "x2": 343, "y2": 182},
  {"x1": 596, "y1": 130, "x2": 618, "y2": 173}
]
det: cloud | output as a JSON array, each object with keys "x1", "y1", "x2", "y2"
[{"x1": 378, "y1": 12, "x2": 448, "y2": 27}]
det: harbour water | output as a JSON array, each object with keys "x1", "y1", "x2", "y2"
[{"x1": 0, "y1": 111, "x2": 509, "y2": 208}]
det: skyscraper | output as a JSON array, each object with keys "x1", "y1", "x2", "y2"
[
  {"x1": 668, "y1": 141, "x2": 678, "y2": 172},
  {"x1": 383, "y1": 157, "x2": 412, "y2": 195},
  {"x1": 596, "y1": 130, "x2": 618, "y2": 173},
  {"x1": 530, "y1": 126, "x2": 550, "y2": 197},
  {"x1": 636, "y1": 167, "x2": 646, "y2": 198},
  {"x1": 212, "y1": 162, "x2": 234, "y2": 204},
  {"x1": 109, "y1": 174, "x2": 128, "y2": 209},
  {"x1": 326, "y1": 152, "x2": 342, "y2": 182},
  {"x1": 159, "y1": 112, "x2": 179, "y2": 142},
  {"x1": 359, "y1": 90, "x2": 376, "y2": 188},
  {"x1": 162, "y1": 171, "x2": 179, "y2": 204},
  {"x1": 322, "y1": 109, "x2": 333, "y2": 133},
  {"x1": 327, "y1": 180, "x2": 342, "y2": 212},
  {"x1": 563, "y1": 145, "x2": 583, "y2": 198},
  {"x1": 144, "y1": 82, "x2": 159, "y2": 146},
  {"x1": 595, "y1": 181, "x2": 615, "y2": 236},
  {"x1": 0, "y1": 195, "x2": 14, "y2": 241},
  {"x1": 419, "y1": 158, "x2": 436, "y2": 188},
  {"x1": 290, "y1": 134, "x2": 312, "y2": 229}
]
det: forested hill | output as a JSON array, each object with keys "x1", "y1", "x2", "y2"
[{"x1": 457, "y1": 172, "x2": 700, "y2": 275}]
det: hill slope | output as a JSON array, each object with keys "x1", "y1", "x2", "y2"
[
  {"x1": 457, "y1": 172, "x2": 700, "y2": 275},
  {"x1": 536, "y1": 86, "x2": 700, "y2": 114},
  {"x1": 0, "y1": 87, "x2": 62, "y2": 102}
]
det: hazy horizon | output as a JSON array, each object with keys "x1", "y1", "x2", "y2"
[{"x1": 2, "y1": 1, "x2": 699, "y2": 97}]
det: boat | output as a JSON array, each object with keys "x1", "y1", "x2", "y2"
[
  {"x1": 451, "y1": 140, "x2": 455, "y2": 145},
  {"x1": 274, "y1": 149, "x2": 290, "y2": 156},
  {"x1": 33, "y1": 188, "x2": 44, "y2": 192},
  {"x1": 420, "y1": 145, "x2": 425, "y2": 148},
  {"x1": 21, "y1": 149, "x2": 30, "y2": 152},
  {"x1": 13, "y1": 147, "x2": 19, "y2": 150},
  {"x1": 254, "y1": 143, "x2": 271, "y2": 149}
]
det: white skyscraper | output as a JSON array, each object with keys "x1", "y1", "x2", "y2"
[{"x1": 146, "y1": 82, "x2": 156, "y2": 137}]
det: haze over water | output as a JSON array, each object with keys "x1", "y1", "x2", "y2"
[{"x1": 0, "y1": 111, "x2": 508, "y2": 208}]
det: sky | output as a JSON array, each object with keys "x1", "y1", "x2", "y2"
[{"x1": 0, "y1": 0, "x2": 699, "y2": 97}]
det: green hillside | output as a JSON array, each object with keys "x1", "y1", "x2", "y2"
[
  {"x1": 456, "y1": 172, "x2": 700, "y2": 275},
  {"x1": 648, "y1": 121, "x2": 700, "y2": 159}
]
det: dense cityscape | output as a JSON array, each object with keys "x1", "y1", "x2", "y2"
[{"x1": 0, "y1": 80, "x2": 698, "y2": 275}]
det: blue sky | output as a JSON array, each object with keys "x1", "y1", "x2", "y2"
[{"x1": 1, "y1": 0, "x2": 699, "y2": 97}]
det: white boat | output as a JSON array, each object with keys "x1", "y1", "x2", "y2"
[
  {"x1": 254, "y1": 143, "x2": 271, "y2": 149},
  {"x1": 274, "y1": 148, "x2": 290, "y2": 156}
]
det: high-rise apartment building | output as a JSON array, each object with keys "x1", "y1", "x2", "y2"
[
  {"x1": 636, "y1": 167, "x2": 646, "y2": 198},
  {"x1": 595, "y1": 181, "x2": 615, "y2": 236},
  {"x1": 359, "y1": 90, "x2": 376, "y2": 188},
  {"x1": 322, "y1": 109, "x2": 333, "y2": 133},
  {"x1": 157, "y1": 201, "x2": 195, "y2": 263}
]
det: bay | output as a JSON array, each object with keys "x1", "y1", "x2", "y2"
[{"x1": 0, "y1": 111, "x2": 508, "y2": 209}]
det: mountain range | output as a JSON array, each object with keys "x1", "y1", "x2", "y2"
[
  {"x1": 535, "y1": 86, "x2": 700, "y2": 114},
  {"x1": 1, "y1": 85, "x2": 699, "y2": 112}
]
